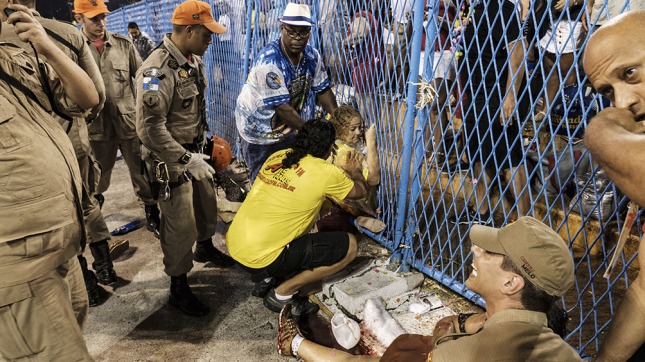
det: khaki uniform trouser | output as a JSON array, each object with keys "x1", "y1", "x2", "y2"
[
  {"x1": 0, "y1": 254, "x2": 91, "y2": 361},
  {"x1": 90, "y1": 138, "x2": 155, "y2": 205},
  {"x1": 78, "y1": 153, "x2": 111, "y2": 244},
  {"x1": 159, "y1": 178, "x2": 218, "y2": 276}
]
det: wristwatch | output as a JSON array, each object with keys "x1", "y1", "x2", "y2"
[{"x1": 178, "y1": 151, "x2": 192, "y2": 164}]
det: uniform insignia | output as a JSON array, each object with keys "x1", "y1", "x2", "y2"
[
  {"x1": 143, "y1": 68, "x2": 164, "y2": 79},
  {"x1": 179, "y1": 69, "x2": 189, "y2": 79},
  {"x1": 266, "y1": 72, "x2": 282, "y2": 90},
  {"x1": 182, "y1": 99, "x2": 193, "y2": 108},
  {"x1": 142, "y1": 77, "x2": 159, "y2": 91},
  {"x1": 168, "y1": 59, "x2": 179, "y2": 70},
  {"x1": 144, "y1": 94, "x2": 159, "y2": 108}
]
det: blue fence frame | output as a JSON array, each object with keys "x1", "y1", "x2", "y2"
[{"x1": 107, "y1": 0, "x2": 642, "y2": 357}]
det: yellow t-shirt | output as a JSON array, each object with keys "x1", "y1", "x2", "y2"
[{"x1": 226, "y1": 149, "x2": 354, "y2": 268}]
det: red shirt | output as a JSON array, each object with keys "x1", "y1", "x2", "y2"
[{"x1": 91, "y1": 37, "x2": 105, "y2": 54}]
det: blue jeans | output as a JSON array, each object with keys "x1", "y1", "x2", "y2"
[{"x1": 240, "y1": 133, "x2": 296, "y2": 184}]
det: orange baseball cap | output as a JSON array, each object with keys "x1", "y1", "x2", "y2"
[
  {"x1": 73, "y1": 0, "x2": 110, "y2": 18},
  {"x1": 172, "y1": 0, "x2": 226, "y2": 34}
]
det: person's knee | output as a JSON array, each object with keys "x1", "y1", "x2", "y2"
[{"x1": 345, "y1": 234, "x2": 358, "y2": 261}]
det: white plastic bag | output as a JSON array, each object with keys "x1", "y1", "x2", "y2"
[{"x1": 331, "y1": 313, "x2": 361, "y2": 349}]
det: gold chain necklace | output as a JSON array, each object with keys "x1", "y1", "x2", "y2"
[{"x1": 280, "y1": 38, "x2": 303, "y2": 77}]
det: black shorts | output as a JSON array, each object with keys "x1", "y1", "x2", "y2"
[{"x1": 240, "y1": 232, "x2": 350, "y2": 283}]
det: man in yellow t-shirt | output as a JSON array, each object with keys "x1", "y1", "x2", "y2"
[{"x1": 226, "y1": 120, "x2": 367, "y2": 316}]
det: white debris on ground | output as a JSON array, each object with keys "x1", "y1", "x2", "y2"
[{"x1": 316, "y1": 258, "x2": 481, "y2": 351}]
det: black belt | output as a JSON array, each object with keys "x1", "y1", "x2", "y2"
[{"x1": 168, "y1": 171, "x2": 192, "y2": 190}]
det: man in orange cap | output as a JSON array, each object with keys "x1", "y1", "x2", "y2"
[
  {"x1": 0, "y1": 0, "x2": 115, "y2": 307},
  {"x1": 135, "y1": 0, "x2": 234, "y2": 317},
  {"x1": 73, "y1": 0, "x2": 161, "y2": 242}
]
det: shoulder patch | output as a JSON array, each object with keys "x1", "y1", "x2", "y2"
[
  {"x1": 142, "y1": 77, "x2": 159, "y2": 91},
  {"x1": 143, "y1": 68, "x2": 164, "y2": 79},
  {"x1": 266, "y1": 72, "x2": 282, "y2": 90}
]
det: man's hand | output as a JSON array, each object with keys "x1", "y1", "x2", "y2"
[
  {"x1": 186, "y1": 153, "x2": 215, "y2": 181},
  {"x1": 6, "y1": 4, "x2": 56, "y2": 56},
  {"x1": 589, "y1": 108, "x2": 645, "y2": 134},
  {"x1": 430, "y1": 315, "x2": 456, "y2": 346},
  {"x1": 340, "y1": 149, "x2": 363, "y2": 176},
  {"x1": 554, "y1": 0, "x2": 575, "y2": 11}
]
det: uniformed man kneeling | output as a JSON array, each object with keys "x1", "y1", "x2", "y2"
[{"x1": 135, "y1": 0, "x2": 234, "y2": 317}]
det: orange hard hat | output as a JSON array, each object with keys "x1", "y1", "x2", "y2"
[{"x1": 210, "y1": 136, "x2": 232, "y2": 172}]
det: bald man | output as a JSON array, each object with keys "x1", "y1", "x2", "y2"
[{"x1": 583, "y1": 10, "x2": 645, "y2": 362}]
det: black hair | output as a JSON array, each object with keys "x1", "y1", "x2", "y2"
[
  {"x1": 500, "y1": 256, "x2": 567, "y2": 337},
  {"x1": 127, "y1": 22, "x2": 139, "y2": 29},
  {"x1": 282, "y1": 120, "x2": 335, "y2": 169}
]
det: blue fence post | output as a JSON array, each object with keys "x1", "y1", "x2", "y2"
[
  {"x1": 391, "y1": 0, "x2": 427, "y2": 270},
  {"x1": 402, "y1": 0, "x2": 440, "y2": 272}
]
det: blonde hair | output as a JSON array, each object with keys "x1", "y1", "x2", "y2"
[{"x1": 331, "y1": 106, "x2": 361, "y2": 139}]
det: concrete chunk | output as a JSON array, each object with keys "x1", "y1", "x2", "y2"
[{"x1": 322, "y1": 260, "x2": 425, "y2": 317}]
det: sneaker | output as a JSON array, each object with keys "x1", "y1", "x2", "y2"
[
  {"x1": 277, "y1": 304, "x2": 301, "y2": 357},
  {"x1": 252, "y1": 277, "x2": 275, "y2": 298},
  {"x1": 263, "y1": 289, "x2": 320, "y2": 317},
  {"x1": 449, "y1": 208, "x2": 491, "y2": 226},
  {"x1": 108, "y1": 239, "x2": 129, "y2": 260}
]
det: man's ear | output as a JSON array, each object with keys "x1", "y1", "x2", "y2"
[
  {"x1": 73, "y1": 14, "x2": 82, "y2": 23},
  {"x1": 185, "y1": 25, "x2": 196, "y2": 38},
  {"x1": 501, "y1": 273, "x2": 525, "y2": 296}
]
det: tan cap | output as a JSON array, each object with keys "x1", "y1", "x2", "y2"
[
  {"x1": 73, "y1": 0, "x2": 110, "y2": 18},
  {"x1": 469, "y1": 216, "x2": 575, "y2": 296},
  {"x1": 172, "y1": 0, "x2": 226, "y2": 34}
]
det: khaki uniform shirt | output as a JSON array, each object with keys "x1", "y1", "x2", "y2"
[
  {"x1": 84, "y1": 30, "x2": 141, "y2": 141},
  {"x1": 432, "y1": 309, "x2": 583, "y2": 362},
  {"x1": 0, "y1": 11, "x2": 106, "y2": 160},
  {"x1": 135, "y1": 34, "x2": 208, "y2": 179},
  {"x1": 0, "y1": 43, "x2": 85, "y2": 286}
]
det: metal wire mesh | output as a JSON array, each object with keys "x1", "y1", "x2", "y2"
[{"x1": 106, "y1": 0, "x2": 643, "y2": 357}]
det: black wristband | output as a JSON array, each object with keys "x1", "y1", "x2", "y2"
[
  {"x1": 457, "y1": 312, "x2": 477, "y2": 333},
  {"x1": 178, "y1": 151, "x2": 192, "y2": 164}
]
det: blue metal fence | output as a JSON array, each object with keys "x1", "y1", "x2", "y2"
[{"x1": 107, "y1": 0, "x2": 643, "y2": 357}]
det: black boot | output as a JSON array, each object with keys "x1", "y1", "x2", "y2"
[
  {"x1": 193, "y1": 239, "x2": 236, "y2": 267},
  {"x1": 169, "y1": 274, "x2": 210, "y2": 317},
  {"x1": 94, "y1": 193, "x2": 104, "y2": 209},
  {"x1": 90, "y1": 240, "x2": 119, "y2": 286},
  {"x1": 144, "y1": 204, "x2": 160, "y2": 238},
  {"x1": 78, "y1": 255, "x2": 109, "y2": 307}
]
